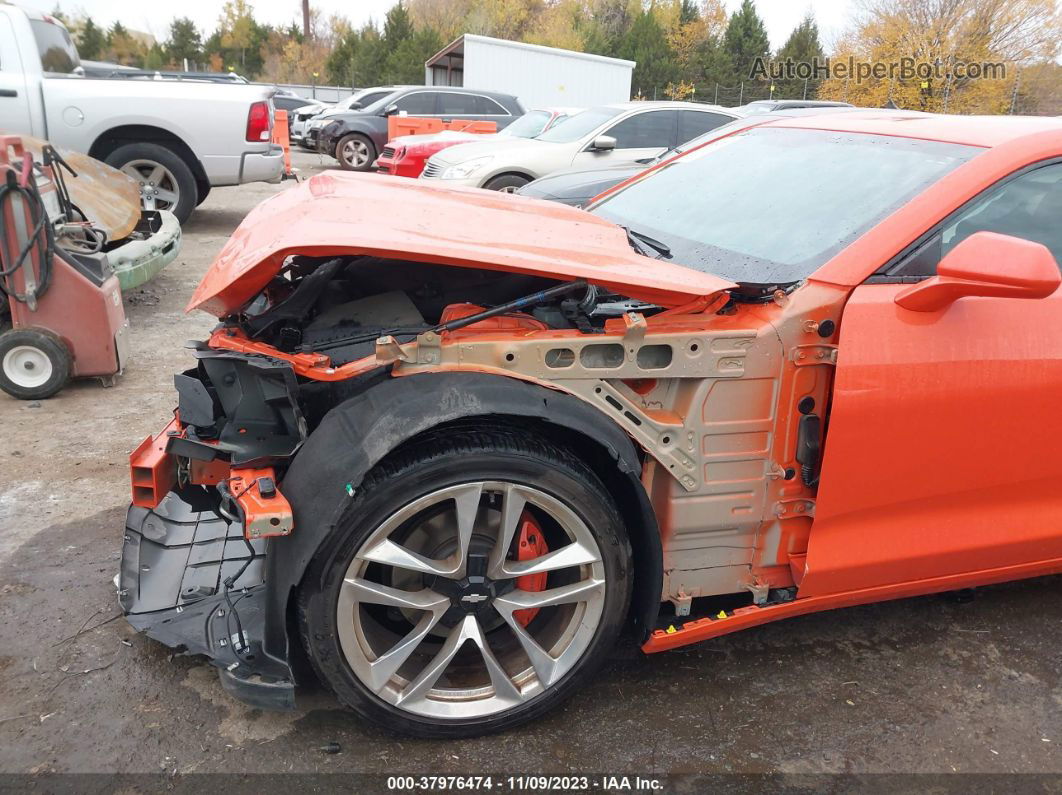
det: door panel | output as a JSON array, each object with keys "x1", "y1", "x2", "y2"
[
  {"x1": 570, "y1": 110, "x2": 674, "y2": 170},
  {"x1": 0, "y1": 14, "x2": 34, "y2": 135},
  {"x1": 801, "y1": 282, "x2": 1062, "y2": 598}
]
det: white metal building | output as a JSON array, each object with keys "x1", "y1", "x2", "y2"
[{"x1": 424, "y1": 34, "x2": 635, "y2": 109}]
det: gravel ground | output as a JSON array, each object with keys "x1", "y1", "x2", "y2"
[{"x1": 0, "y1": 151, "x2": 1059, "y2": 781}]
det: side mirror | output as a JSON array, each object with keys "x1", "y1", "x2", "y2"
[
  {"x1": 350, "y1": 101, "x2": 364, "y2": 110},
  {"x1": 895, "y1": 231, "x2": 1060, "y2": 312},
  {"x1": 590, "y1": 135, "x2": 616, "y2": 151},
  {"x1": 383, "y1": 103, "x2": 399, "y2": 116}
]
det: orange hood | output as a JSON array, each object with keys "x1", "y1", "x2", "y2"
[{"x1": 188, "y1": 171, "x2": 735, "y2": 316}]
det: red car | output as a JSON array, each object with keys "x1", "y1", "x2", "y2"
[{"x1": 375, "y1": 108, "x2": 578, "y2": 177}]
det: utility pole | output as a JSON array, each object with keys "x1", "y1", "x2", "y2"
[
  {"x1": 1010, "y1": 69, "x2": 1021, "y2": 114},
  {"x1": 302, "y1": 0, "x2": 310, "y2": 38}
]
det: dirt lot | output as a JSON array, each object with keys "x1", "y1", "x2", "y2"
[{"x1": 0, "y1": 151, "x2": 1060, "y2": 780}]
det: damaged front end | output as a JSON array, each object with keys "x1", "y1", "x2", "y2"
[
  {"x1": 125, "y1": 171, "x2": 835, "y2": 711},
  {"x1": 120, "y1": 351, "x2": 305, "y2": 708}
]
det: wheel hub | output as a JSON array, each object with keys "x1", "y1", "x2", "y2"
[
  {"x1": 424, "y1": 549, "x2": 515, "y2": 627},
  {"x1": 2, "y1": 345, "x2": 53, "y2": 388}
]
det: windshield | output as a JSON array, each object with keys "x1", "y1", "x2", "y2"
[
  {"x1": 591, "y1": 127, "x2": 979, "y2": 284},
  {"x1": 536, "y1": 107, "x2": 620, "y2": 143},
  {"x1": 31, "y1": 20, "x2": 80, "y2": 74},
  {"x1": 500, "y1": 110, "x2": 557, "y2": 139}
]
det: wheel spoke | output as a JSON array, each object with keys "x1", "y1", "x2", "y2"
[
  {"x1": 494, "y1": 578, "x2": 604, "y2": 688},
  {"x1": 359, "y1": 538, "x2": 455, "y2": 577},
  {"x1": 498, "y1": 610, "x2": 561, "y2": 687},
  {"x1": 451, "y1": 482, "x2": 483, "y2": 575},
  {"x1": 121, "y1": 165, "x2": 143, "y2": 181},
  {"x1": 495, "y1": 578, "x2": 604, "y2": 612},
  {"x1": 155, "y1": 188, "x2": 178, "y2": 205},
  {"x1": 465, "y1": 616, "x2": 523, "y2": 704},
  {"x1": 141, "y1": 195, "x2": 157, "y2": 210},
  {"x1": 366, "y1": 611, "x2": 444, "y2": 693},
  {"x1": 487, "y1": 484, "x2": 526, "y2": 578},
  {"x1": 147, "y1": 165, "x2": 165, "y2": 185},
  {"x1": 395, "y1": 616, "x2": 471, "y2": 706},
  {"x1": 341, "y1": 577, "x2": 448, "y2": 611},
  {"x1": 499, "y1": 540, "x2": 600, "y2": 578}
]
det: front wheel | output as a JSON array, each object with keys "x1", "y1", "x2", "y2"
[
  {"x1": 297, "y1": 429, "x2": 632, "y2": 737},
  {"x1": 335, "y1": 133, "x2": 376, "y2": 172},
  {"x1": 484, "y1": 174, "x2": 530, "y2": 193}
]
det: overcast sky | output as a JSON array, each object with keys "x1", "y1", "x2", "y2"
[{"x1": 35, "y1": 0, "x2": 855, "y2": 51}]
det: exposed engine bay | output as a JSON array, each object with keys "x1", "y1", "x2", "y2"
[{"x1": 233, "y1": 255, "x2": 664, "y2": 364}]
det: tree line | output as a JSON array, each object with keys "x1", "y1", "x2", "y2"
[{"x1": 56, "y1": 0, "x2": 1060, "y2": 114}]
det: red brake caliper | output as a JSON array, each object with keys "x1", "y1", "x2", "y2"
[{"x1": 513, "y1": 512, "x2": 549, "y2": 627}]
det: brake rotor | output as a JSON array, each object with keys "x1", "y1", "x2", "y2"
[{"x1": 513, "y1": 511, "x2": 549, "y2": 627}]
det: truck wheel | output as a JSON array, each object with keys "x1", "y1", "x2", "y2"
[
  {"x1": 335, "y1": 134, "x2": 376, "y2": 172},
  {"x1": 484, "y1": 174, "x2": 530, "y2": 193},
  {"x1": 297, "y1": 428, "x2": 632, "y2": 738},
  {"x1": 0, "y1": 328, "x2": 71, "y2": 400},
  {"x1": 105, "y1": 143, "x2": 198, "y2": 224}
]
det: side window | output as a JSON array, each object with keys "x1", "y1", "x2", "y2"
[
  {"x1": 473, "y1": 95, "x2": 508, "y2": 115},
  {"x1": 678, "y1": 111, "x2": 732, "y2": 143},
  {"x1": 394, "y1": 92, "x2": 437, "y2": 115},
  {"x1": 888, "y1": 162, "x2": 1062, "y2": 278},
  {"x1": 602, "y1": 110, "x2": 677, "y2": 149},
  {"x1": 437, "y1": 93, "x2": 479, "y2": 115}
]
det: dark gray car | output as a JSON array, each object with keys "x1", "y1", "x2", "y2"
[{"x1": 318, "y1": 87, "x2": 526, "y2": 171}]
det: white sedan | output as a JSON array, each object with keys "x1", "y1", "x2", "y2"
[{"x1": 419, "y1": 101, "x2": 742, "y2": 192}]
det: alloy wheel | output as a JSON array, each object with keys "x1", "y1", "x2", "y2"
[
  {"x1": 336, "y1": 481, "x2": 606, "y2": 719},
  {"x1": 340, "y1": 138, "x2": 371, "y2": 168},
  {"x1": 120, "y1": 159, "x2": 180, "y2": 212}
]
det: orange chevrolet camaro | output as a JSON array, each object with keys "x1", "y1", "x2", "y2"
[{"x1": 119, "y1": 110, "x2": 1062, "y2": 737}]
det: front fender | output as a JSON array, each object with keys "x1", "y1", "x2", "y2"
[{"x1": 262, "y1": 371, "x2": 663, "y2": 667}]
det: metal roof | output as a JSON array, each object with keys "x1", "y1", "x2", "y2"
[{"x1": 426, "y1": 34, "x2": 636, "y2": 71}]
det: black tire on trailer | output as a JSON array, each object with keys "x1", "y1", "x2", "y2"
[
  {"x1": 297, "y1": 427, "x2": 633, "y2": 738},
  {"x1": 0, "y1": 327, "x2": 71, "y2": 400},
  {"x1": 104, "y1": 142, "x2": 198, "y2": 224}
]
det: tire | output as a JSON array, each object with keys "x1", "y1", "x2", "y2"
[
  {"x1": 104, "y1": 142, "x2": 198, "y2": 224},
  {"x1": 297, "y1": 428, "x2": 632, "y2": 738},
  {"x1": 0, "y1": 328, "x2": 71, "y2": 400},
  {"x1": 484, "y1": 174, "x2": 531, "y2": 193},
  {"x1": 335, "y1": 133, "x2": 376, "y2": 172},
  {"x1": 195, "y1": 183, "x2": 211, "y2": 207}
]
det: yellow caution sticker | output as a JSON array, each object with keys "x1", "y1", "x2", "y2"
[
  {"x1": 716, "y1": 610, "x2": 728, "y2": 619},
  {"x1": 666, "y1": 625, "x2": 677, "y2": 634}
]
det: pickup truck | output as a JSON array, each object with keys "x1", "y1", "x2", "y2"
[{"x1": 0, "y1": 5, "x2": 284, "y2": 222}]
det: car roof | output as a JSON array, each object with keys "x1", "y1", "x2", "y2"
[
  {"x1": 756, "y1": 109, "x2": 1062, "y2": 148},
  {"x1": 394, "y1": 86, "x2": 520, "y2": 100},
  {"x1": 603, "y1": 101, "x2": 737, "y2": 113},
  {"x1": 748, "y1": 100, "x2": 853, "y2": 108}
]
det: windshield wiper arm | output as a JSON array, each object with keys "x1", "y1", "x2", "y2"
[{"x1": 620, "y1": 225, "x2": 672, "y2": 259}]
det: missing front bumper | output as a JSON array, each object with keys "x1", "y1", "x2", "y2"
[{"x1": 118, "y1": 486, "x2": 295, "y2": 710}]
